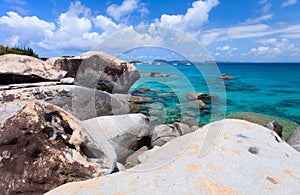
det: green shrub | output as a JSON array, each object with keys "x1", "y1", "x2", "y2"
[{"x1": 0, "y1": 45, "x2": 38, "y2": 58}]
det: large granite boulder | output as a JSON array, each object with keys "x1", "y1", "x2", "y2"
[
  {"x1": 0, "y1": 54, "x2": 66, "y2": 84},
  {"x1": 49, "y1": 51, "x2": 140, "y2": 94},
  {"x1": 80, "y1": 113, "x2": 151, "y2": 162},
  {"x1": 47, "y1": 119, "x2": 300, "y2": 194},
  {"x1": 286, "y1": 127, "x2": 300, "y2": 152},
  {"x1": 0, "y1": 85, "x2": 130, "y2": 120},
  {"x1": 0, "y1": 100, "x2": 116, "y2": 194}
]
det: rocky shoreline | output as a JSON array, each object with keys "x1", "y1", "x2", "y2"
[{"x1": 0, "y1": 52, "x2": 300, "y2": 194}]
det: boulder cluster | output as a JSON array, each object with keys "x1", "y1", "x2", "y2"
[{"x1": 0, "y1": 53, "x2": 299, "y2": 194}]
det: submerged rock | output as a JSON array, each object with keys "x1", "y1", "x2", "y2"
[
  {"x1": 218, "y1": 73, "x2": 234, "y2": 79},
  {"x1": 286, "y1": 127, "x2": 300, "y2": 152},
  {"x1": 0, "y1": 100, "x2": 116, "y2": 194},
  {"x1": 0, "y1": 54, "x2": 66, "y2": 84},
  {"x1": 228, "y1": 112, "x2": 298, "y2": 140},
  {"x1": 0, "y1": 85, "x2": 130, "y2": 120},
  {"x1": 188, "y1": 92, "x2": 217, "y2": 101},
  {"x1": 140, "y1": 72, "x2": 169, "y2": 77},
  {"x1": 80, "y1": 113, "x2": 151, "y2": 163},
  {"x1": 47, "y1": 119, "x2": 300, "y2": 194}
]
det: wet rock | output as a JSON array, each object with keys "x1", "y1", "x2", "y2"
[
  {"x1": 190, "y1": 99, "x2": 209, "y2": 109},
  {"x1": 47, "y1": 119, "x2": 300, "y2": 194},
  {"x1": 188, "y1": 92, "x2": 217, "y2": 101},
  {"x1": 0, "y1": 85, "x2": 130, "y2": 120},
  {"x1": 80, "y1": 113, "x2": 151, "y2": 163},
  {"x1": 218, "y1": 73, "x2": 234, "y2": 79},
  {"x1": 286, "y1": 127, "x2": 300, "y2": 152},
  {"x1": 0, "y1": 54, "x2": 66, "y2": 84},
  {"x1": 138, "y1": 87, "x2": 151, "y2": 92},
  {"x1": 0, "y1": 100, "x2": 116, "y2": 194},
  {"x1": 266, "y1": 121, "x2": 283, "y2": 138}
]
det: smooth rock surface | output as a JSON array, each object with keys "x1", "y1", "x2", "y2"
[
  {"x1": 47, "y1": 119, "x2": 300, "y2": 194},
  {"x1": 151, "y1": 124, "x2": 180, "y2": 147},
  {"x1": 50, "y1": 51, "x2": 140, "y2": 93},
  {"x1": 0, "y1": 85, "x2": 130, "y2": 120},
  {"x1": 0, "y1": 54, "x2": 66, "y2": 83},
  {"x1": 0, "y1": 100, "x2": 116, "y2": 194},
  {"x1": 286, "y1": 127, "x2": 300, "y2": 152},
  {"x1": 80, "y1": 113, "x2": 151, "y2": 162},
  {"x1": 125, "y1": 146, "x2": 148, "y2": 169}
]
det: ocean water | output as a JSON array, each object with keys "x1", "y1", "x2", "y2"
[{"x1": 130, "y1": 62, "x2": 300, "y2": 127}]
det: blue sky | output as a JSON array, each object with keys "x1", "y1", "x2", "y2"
[{"x1": 0, "y1": 0, "x2": 300, "y2": 62}]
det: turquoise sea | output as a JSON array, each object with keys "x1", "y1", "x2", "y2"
[{"x1": 129, "y1": 62, "x2": 300, "y2": 133}]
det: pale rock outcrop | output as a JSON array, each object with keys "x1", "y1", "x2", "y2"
[
  {"x1": 49, "y1": 51, "x2": 140, "y2": 93},
  {"x1": 80, "y1": 113, "x2": 151, "y2": 162},
  {"x1": 0, "y1": 54, "x2": 66, "y2": 84},
  {"x1": 47, "y1": 119, "x2": 300, "y2": 194},
  {"x1": 0, "y1": 100, "x2": 117, "y2": 194},
  {"x1": 0, "y1": 85, "x2": 130, "y2": 120}
]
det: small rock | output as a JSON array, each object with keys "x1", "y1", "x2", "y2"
[
  {"x1": 266, "y1": 121, "x2": 283, "y2": 138},
  {"x1": 125, "y1": 146, "x2": 148, "y2": 169},
  {"x1": 60, "y1": 77, "x2": 74, "y2": 84},
  {"x1": 151, "y1": 124, "x2": 180, "y2": 147},
  {"x1": 219, "y1": 73, "x2": 234, "y2": 79}
]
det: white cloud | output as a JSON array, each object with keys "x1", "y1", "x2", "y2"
[
  {"x1": 258, "y1": 0, "x2": 268, "y2": 4},
  {"x1": 37, "y1": 1, "x2": 101, "y2": 52},
  {"x1": 216, "y1": 45, "x2": 230, "y2": 51},
  {"x1": 0, "y1": 11, "x2": 55, "y2": 46},
  {"x1": 246, "y1": 38, "x2": 300, "y2": 57},
  {"x1": 107, "y1": 0, "x2": 144, "y2": 21},
  {"x1": 200, "y1": 24, "x2": 269, "y2": 45},
  {"x1": 155, "y1": 0, "x2": 219, "y2": 32},
  {"x1": 282, "y1": 0, "x2": 298, "y2": 7},
  {"x1": 200, "y1": 23, "x2": 300, "y2": 46},
  {"x1": 93, "y1": 15, "x2": 125, "y2": 33},
  {"x1": 244, "y1": 14, "x2": 273, "y2": 25}
]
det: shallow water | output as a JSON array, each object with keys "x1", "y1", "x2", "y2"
[{"x1": 130, "y1": 62, "x2": 300, "y2": 126}]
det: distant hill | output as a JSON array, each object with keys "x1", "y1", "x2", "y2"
[{"x1": 0, "y1": 44, "x2": 38, "y2": 58}]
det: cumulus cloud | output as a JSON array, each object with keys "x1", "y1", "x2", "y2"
[
  {"x1": 0, "y1": 11, "x2": 55, "y2": 46},
  {"x1": 282, "y1": 0, "x2": 298, "y2": 7},
  {"x1": 216, "y1": 45, "x2": 237, "y2": 51},
  {"x1": 155, "y1": 0, "x2": 219, "y2": 32},
  {"x1": 246, "y1": 38, "x2": 300, "y2": 57},
  {"x1": 106, "y1": 0, "x2": 147, "y2": 21},
  {"x1": 216, "y1": 45, "x2": 230, "y2": 51},
  {"x1": 37, "y1": 1, "x2": 101, "y2": 52}
]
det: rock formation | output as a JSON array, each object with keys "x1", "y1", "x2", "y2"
[
  {"x1": 46, "y1": 119, "x2": 300, "y2": 194},
  {"x1": 0, "y1": 54, "x2": 66, "y2": 84},
  {"x1": 0, "y1": 100, "x2": 116, "y2": 194}
]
